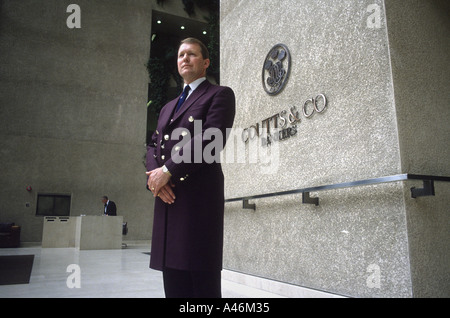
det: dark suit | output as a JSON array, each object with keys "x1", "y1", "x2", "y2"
[
  {"x1": 146, "y1": 80, "x2": 235, "y2": 295},
  {"x1": 104, "y1": 200, "x2": 117, "y2": 216}
]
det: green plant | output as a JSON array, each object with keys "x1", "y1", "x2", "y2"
[{"x1": 146, "y1": 57, "x2": 170, "y2": 117}]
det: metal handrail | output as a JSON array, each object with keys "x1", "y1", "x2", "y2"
[{"x1": 224, "y1": 173, "x2": 450, "y2": 210}]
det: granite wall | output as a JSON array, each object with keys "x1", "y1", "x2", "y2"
[{"x1": 220, "y1": 0, "x2": 449, "y2": 297}]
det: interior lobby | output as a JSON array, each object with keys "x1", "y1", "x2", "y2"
[
  {"x1": 0, "y1": 244, "x2": 294, "y2": 298},
  {"x1": 1, "y1": 0, "x2": 449, "y2": 299}
]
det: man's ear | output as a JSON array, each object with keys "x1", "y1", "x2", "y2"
[{"x1": 204, "y1": 58, "x2": 210, "y2": 69}]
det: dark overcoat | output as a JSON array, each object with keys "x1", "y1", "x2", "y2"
[
  {"x1": 146, "y1": 80, "x2": 236, "y2": 272},
  {"x1": 105, "y1": 201, "x2": 117, "y2": 216}
]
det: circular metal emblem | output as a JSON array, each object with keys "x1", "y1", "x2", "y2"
[{"x1": 262, "y1": 44, "x2": 291, "y2": 95}]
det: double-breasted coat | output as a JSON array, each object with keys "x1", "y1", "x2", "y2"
[{"x1": 146, "y1": 80, "x2": 236, "y2": 272}]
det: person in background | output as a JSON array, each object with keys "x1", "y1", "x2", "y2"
[{"x1": 101, "y1": 196, "x2": 117, "y2": 216}]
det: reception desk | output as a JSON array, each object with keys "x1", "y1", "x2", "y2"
[
  {"x1": 41, "y1": 217, "x2": 76, "y2": 248},
  {"x1": 42, "y1": 216, "x2": 123, "y2": 250}
]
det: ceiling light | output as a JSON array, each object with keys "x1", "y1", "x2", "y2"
[{"x1": 181, "y1": 26, "x2": 185, "y2": 30}]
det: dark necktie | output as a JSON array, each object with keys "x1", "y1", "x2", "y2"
[{"x1": 175, "y1": 85, "x2": 191, "y2": 112}]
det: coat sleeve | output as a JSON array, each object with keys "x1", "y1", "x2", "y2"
[
  {"x1": 146, "y1": 99, "x2": 176, "y2": 173},
  {"x1": 145, "y1": 128, "x2": 159, "y2": 190},
  {"x1": 164, "y1": 86, "x2": 236, "y2": 181},
  {"x1": 146, "y1": 135, "x2": 159, "y2": 172}
]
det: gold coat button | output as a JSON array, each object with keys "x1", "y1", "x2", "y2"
[
  {"x1": 189, "y1": 116, "x2": 194, "y2": 122},
  {"x1": 164, "y1": 135, "x2": 169, "y2": 141}
]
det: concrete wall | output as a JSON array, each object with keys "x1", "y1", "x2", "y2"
[
  {"x1": 0, "y1": 0, "x2": 211, "y2": 243},
  {"x1": 0, "y1": 0, "x2": 157, "y2": 241},
  {"x1": 220, "y1": 0, "x2": 449, "y2": 297}
]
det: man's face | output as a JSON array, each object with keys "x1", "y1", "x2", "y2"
[
  {"x1": 177, "y1": 43, "x2": 210, "y2": 84},
  {"x1": 101, "y1": 198, "x2": 107, "y2": 204}
]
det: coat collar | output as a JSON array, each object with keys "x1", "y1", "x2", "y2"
[{"x1": 169, "y1": 80, "x2": 211, "y2": 124}]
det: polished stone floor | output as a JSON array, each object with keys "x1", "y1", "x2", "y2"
[{"x1": 0, "y1": 244, "x2": 283, "y2": 298}]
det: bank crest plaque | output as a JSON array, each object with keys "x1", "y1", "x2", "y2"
[{"x1": 262, "y1": 44, "x2": 291, "y2": 95}]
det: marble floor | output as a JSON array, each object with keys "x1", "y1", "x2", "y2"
[{"x1": 0, "y1": 244, "x2": 283, "y2": 298}]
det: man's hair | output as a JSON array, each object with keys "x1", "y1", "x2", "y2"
[
  {"x1": 102, "y1": 196, "x2": 108, "y2": 200},
  {"x1": 180, "y1": 37, "x2": 210, "y2": 60}
]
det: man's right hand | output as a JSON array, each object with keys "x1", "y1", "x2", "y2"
[{"x1": 157, "y1": 182, "x2": 176, "y2": 205}]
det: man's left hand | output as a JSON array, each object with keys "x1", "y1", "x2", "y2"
[{"x1": 146, "y1": 168, "x2": 174, "y2": 202}]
